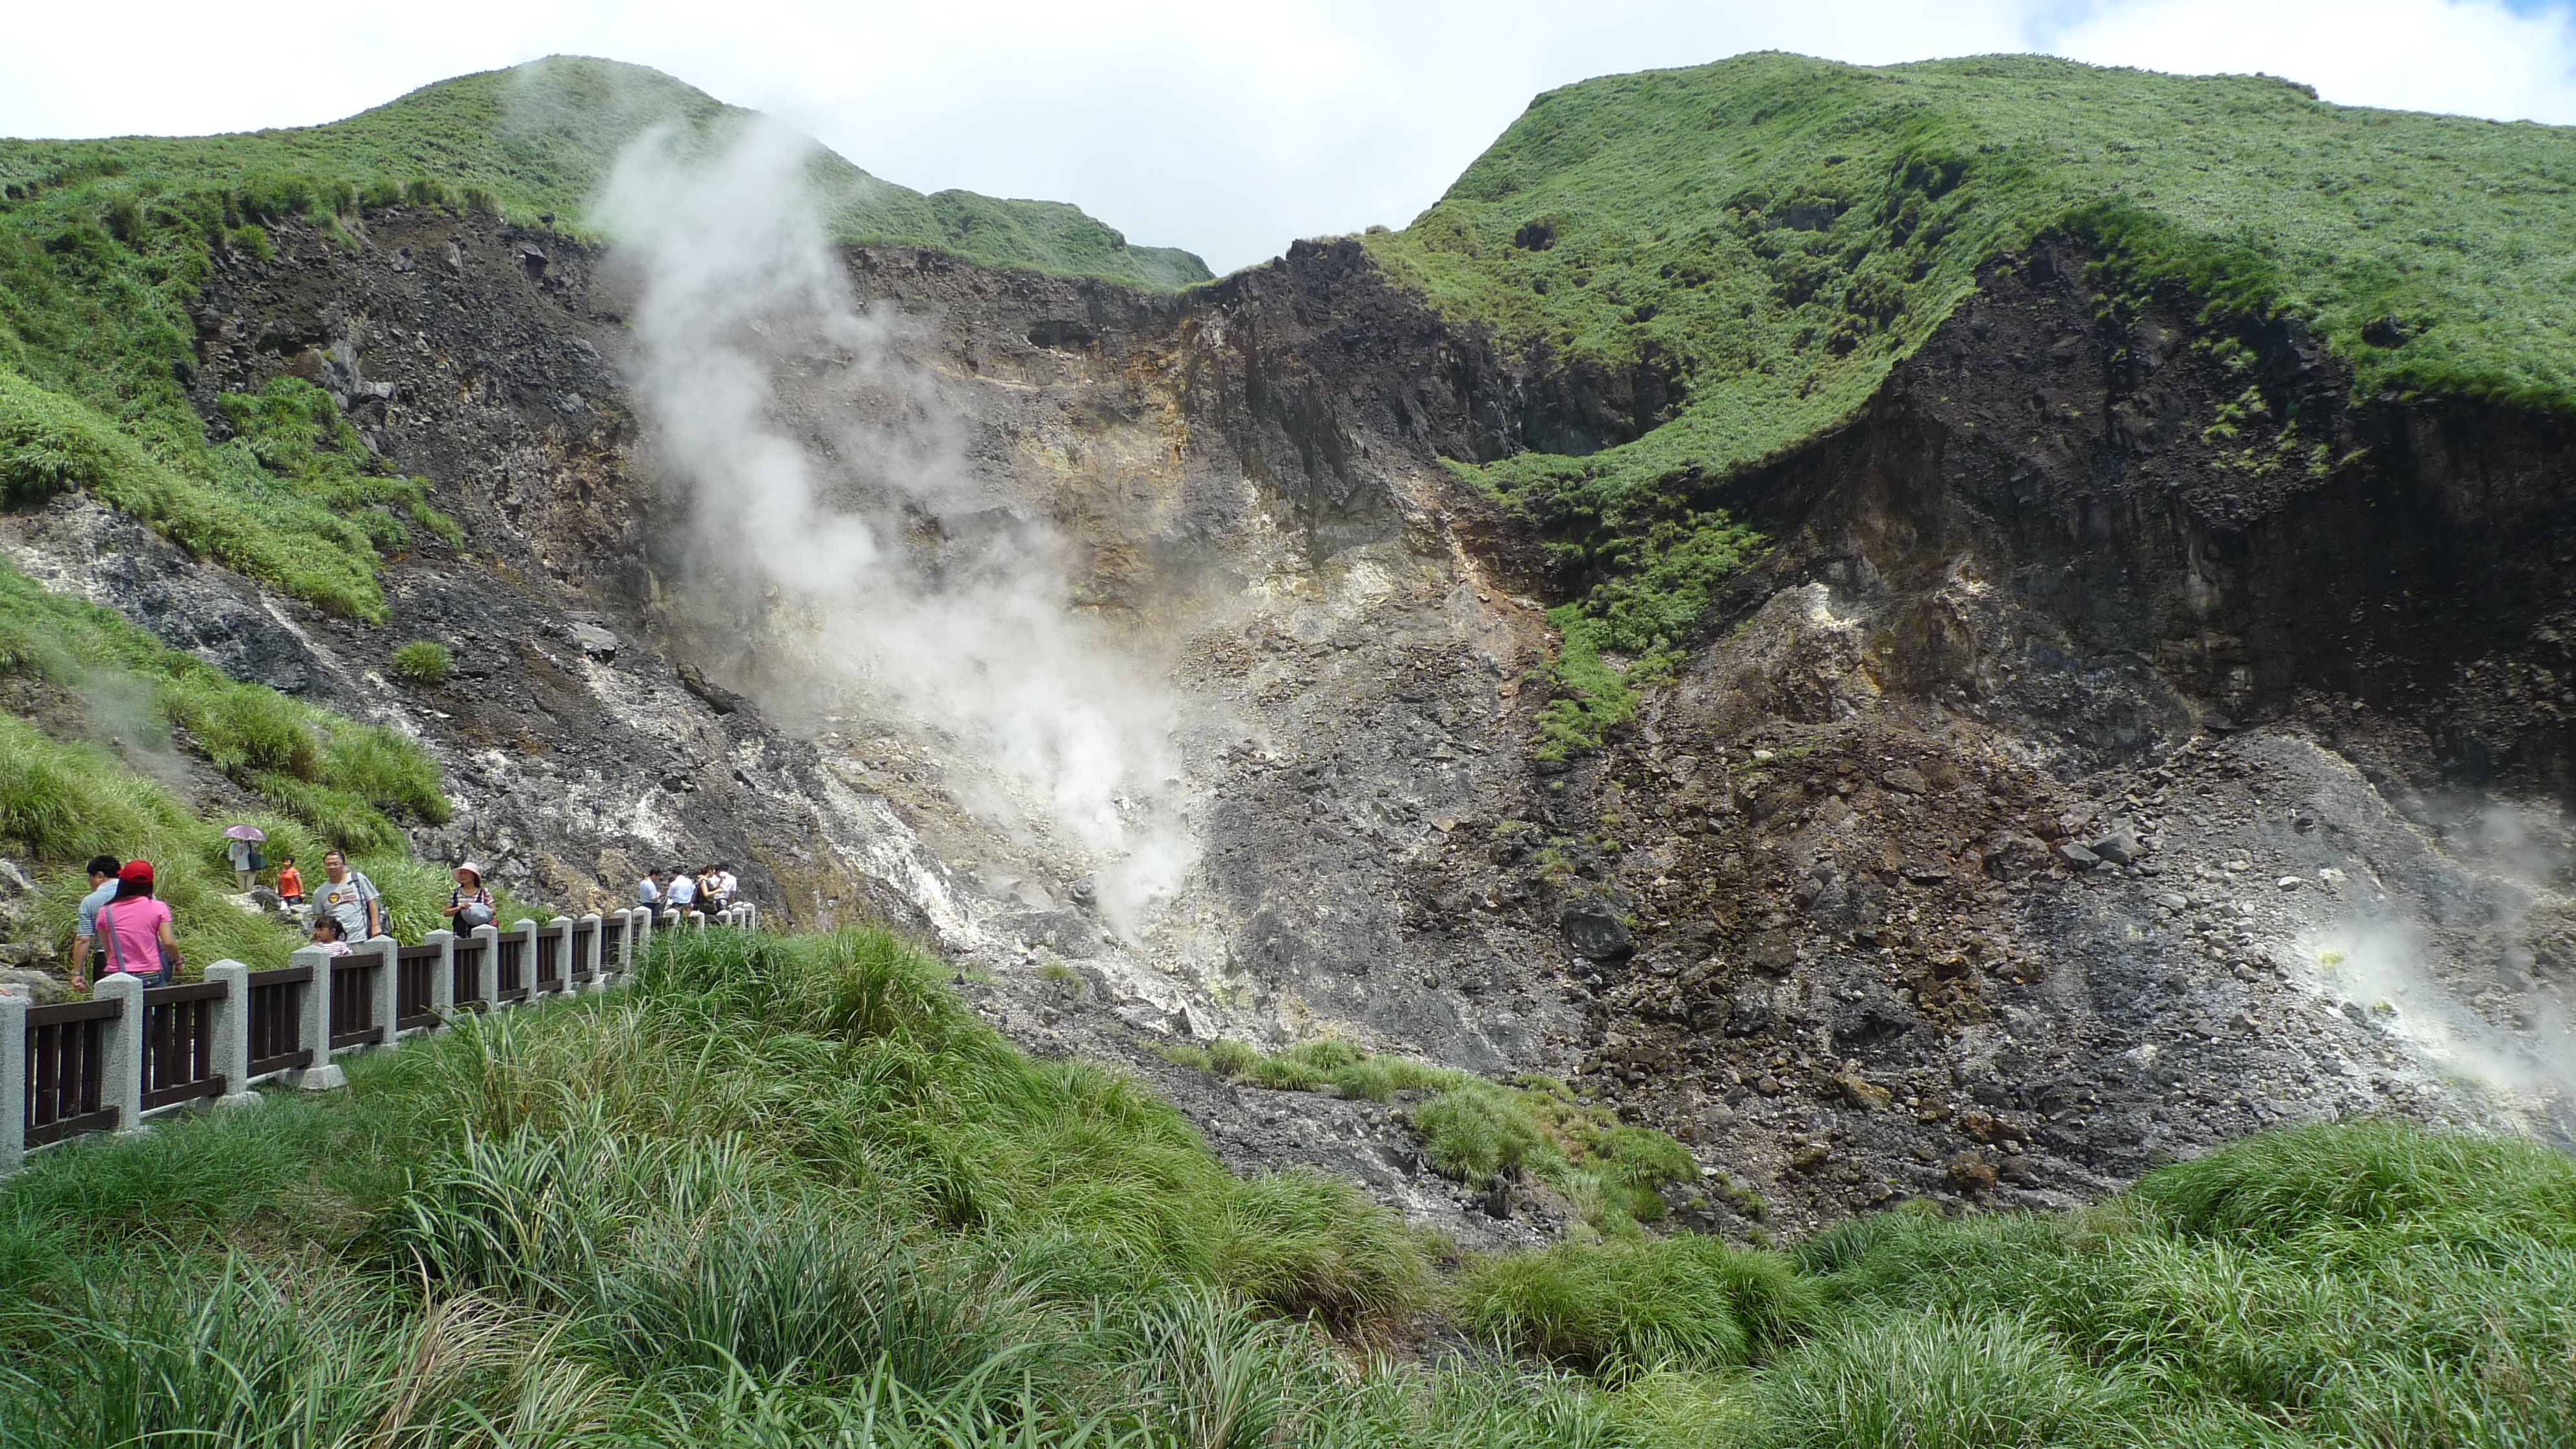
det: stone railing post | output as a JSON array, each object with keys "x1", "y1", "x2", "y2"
[
  {"x1": 426, "y1": 929, "x2": 456, "y2": 1022},
  {"x1": 204, "y1": 961, "x2": 259, "y2": 1107},
  {"x1": 578, "y1": 912, "x2": 605, "y2": 991},
  {"x1": 288, "y1": 946, "x2": 345, "y2": 1091},
  {"x1": 512, "y1": 919, "x2": 538, "y2": 1006},
  {"x1": 93, "y1": 973, "x2": 145, "y2": 1133},
  {"x1": 546, "y1": 916, "x2": 573, "y2": 997},
  {"x1": 632, "y1": 905, "x2": 651, "y2": 967},
  {"x1": 473, "y1": 924, "x2": 501, "y2": 1006},
  {"x1": 365, "y1": 936, "x2": 400, "y2": 1050},
  {"x1": 0, "y1": 990, "x2": 27, "y2": 1174}
]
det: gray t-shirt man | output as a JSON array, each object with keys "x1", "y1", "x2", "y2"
[{"x1": 317, "y1": 863, "x2": 381, "y2": 940}]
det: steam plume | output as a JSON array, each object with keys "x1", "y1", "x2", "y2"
[{"x1": 594, "y1": 119, "x2": 1193, "y2": 932}]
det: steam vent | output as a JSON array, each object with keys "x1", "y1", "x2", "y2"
[{"x1": 8, "y1": 45, "x2": 2576, "y2": 1444}]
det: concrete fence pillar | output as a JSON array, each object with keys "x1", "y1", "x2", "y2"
[
  {"x1": 632, "y1": 906, "x2": 652, "y2": 966},
  {"x1": 288, "y1": 946, "x2": 345, "y2": 1091},
  {"x1": 93, "y1": 973, "x2": 145, "y2": 1133},
  {"x1": 1, "y1": 991, "x2": 26, "y2": 1176},
  {"x1": 546, "y1": 917, "x2": 573, "y2": 997},
  {"x1": 578, "y1": 913, "x2": 605, "y2": 991},
  {"x1": 426, "y1": 929, "x2": 456, "y2": 1023},
  {"x1": 204, "y1": 961, "x2": 259, "y2": 1107},
  {"x1": 511, "y1": 920, "x2": 538, "y2": 1006},
  {"x1": 473, "y1": 924, "x2": 501, "y2": 1007},
  {"x1": 364, "y1": 936, "x2": 400, "y2": 1050}
]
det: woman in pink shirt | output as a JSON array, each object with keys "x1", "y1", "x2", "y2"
[{"x1": 96, "y1": 860, "x2": 179, "y2": 986}]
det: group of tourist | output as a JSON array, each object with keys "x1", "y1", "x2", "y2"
[
  {"x1": 64, "y1": 843, "x2": 738, "y2": 984},
  {"x1": 634, "y1": 863, "x2": 737, "y2": 923}
]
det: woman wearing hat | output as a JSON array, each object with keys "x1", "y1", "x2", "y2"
[
  {"x1": 443, "y1": 862, "x2": 497, "y2": 932},
  {"x1": 96, "y1": 860, "x2": 180, "y2": 987}
]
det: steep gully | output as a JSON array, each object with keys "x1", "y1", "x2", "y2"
[{"x1": 7, "y1": 207, "x2": 2574, "y2": 1240}]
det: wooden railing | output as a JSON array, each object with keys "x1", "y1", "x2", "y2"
[
  {"x1": 141, "y1": 982, "x2": 225, "y2": 1111},
  {"x1": 395, "y1": 944, "x2": 441, "y2": 1032},
  {"x1": 245, "y1": 964, "x2": 313, "y2": 1078},
  {"x1": 451, "y1": 935, "x2": 488, "y2": 1011},
  {"x1": 5, "y1": 908, "x2": 660, "y2": 1172},
  {"x1": 24, "y1": 998, "x2": 117, "y2": 1147},
  {"x1": 328, "y1": 955, "x2": 384, "y2": 1050},
  {"x1": 495, "y1": 934, "x2": 527, "y2": 1002},
  {"x1": 533, "y1": 923, "x2": 566, "y2": 995}
]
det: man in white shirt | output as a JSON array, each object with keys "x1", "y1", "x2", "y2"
[
  {"x1": 712, "y1": 863, "x2": 739, "y2": 910},
  {"x1": 636, "y1": 870, "x2": 663, "y2": 908},
  {"x1": 663, "y1": 867, "x2": 696, "y2": 921},
  {"x1": 70, "y1": 855, "x2": 119, "y2": 991}
]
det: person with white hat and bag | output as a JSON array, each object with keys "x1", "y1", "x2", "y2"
[{"x1": 443, "y1": 861, "x2": 497, "y2": 931}]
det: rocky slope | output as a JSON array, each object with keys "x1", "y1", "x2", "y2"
[{"x1": 10, "y1": 74, "x2": 2576, "y2": 1245}]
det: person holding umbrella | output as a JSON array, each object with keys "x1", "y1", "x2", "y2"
[{"x1": 223, "y1": 824, "x2": 266, "y2": 891}]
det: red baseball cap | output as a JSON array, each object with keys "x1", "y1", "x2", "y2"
[{"x1": 117, "y1": 860, "x2": 155, "y2": 888}]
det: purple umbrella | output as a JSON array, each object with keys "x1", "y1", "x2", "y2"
[{"x1": 223, "y1": 824, "x2": 266, "y2": 842}]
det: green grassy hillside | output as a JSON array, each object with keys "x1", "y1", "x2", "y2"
[
  {"x1": 1368, "y1": 52, "x2": 2576, "y2": 750},
  {"x1": 0, "y1": 56, "x2": 1211, "y2": 290},
  {"x1": 0, "y1": 57, "x2": 1204, "y2": 624},
  {"x1": 0, "y1": 555, "x2": 464, "y2": 969},
  {"x1": 3, "y1": 926, "x2": 2570, "y2": 1446}
]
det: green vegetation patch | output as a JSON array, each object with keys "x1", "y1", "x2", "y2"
[
  {"x1": 1373, "y1": 53, "x2": 2576, "y2": 751},
  {"x1": 0, "y1": 56, "x2": 1210, "y2": 291},
  {"x1": 0, "y1": 556, "x2": 451, "y2": 965},
  {"x1": 388, "y1": 638, "x2": 453, "y2": 685},
  {"x1": 1, "y1": 931, "x2": 2571, "y2": 1445},
  {"x1": 1165, "y1": 1036, "x2": 1697, "y2": 1230}
]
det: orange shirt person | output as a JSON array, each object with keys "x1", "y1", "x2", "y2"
[{"x1": 275, "y1": 858, "x2": 304, "y2": 904}]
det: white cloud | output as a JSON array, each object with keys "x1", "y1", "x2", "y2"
[
  {"x1": 2044, "y1": 0, "x2": 2576, "y2": 124},
  {"x1": 4, "y1": 1, "x2": 2573, "y2": 271}
]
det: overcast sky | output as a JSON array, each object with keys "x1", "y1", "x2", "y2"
[{"x1": 8, "y1": 1, "x2": 2575, "y2": 273}]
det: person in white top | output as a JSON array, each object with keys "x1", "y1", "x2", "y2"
[
  {"x1": 636, "y1": 869, "x2": 663, "y2": 908},
  {"x1": 711, "y1": 863, "x2": 739, "y2": 910},
  {"x1": 663, "y1": 867, "x2": 697, "y2": 919}
]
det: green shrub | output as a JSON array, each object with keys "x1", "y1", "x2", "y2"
[
  {"x1": 388, "y1": 639, "x2": 453, "y2": 686},
  {"x1": 2128, "y1": 1119, "x2": 2576, "y2": 1255},
  {"x1": 1459, "y1": 1233, "x2": 1809, "y2": 1375},
  {"x1": 1199, "y1": 1167, "x2": 1428, "y2": 1324},
  {"x1": 1748, "y1": 1311, "x2": 2135, "y2": 1449}
]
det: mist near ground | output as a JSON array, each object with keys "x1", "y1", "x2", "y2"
[
  {"x1": 591, "y1": 116, "x2": 1196, "y2": 934},
  {"x1": 10, "y1": 2, "x2": 2576, "y2": 273}
]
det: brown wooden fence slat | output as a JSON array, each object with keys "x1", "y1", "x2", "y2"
[
  {"x1": 24, "y1": 1001, "x2": 117, "y2": 1145},
  {"x1": 328, "y1": 958, "x2": 382, "y2": 1049},
  {"x1": 140, "y1": 982, "x2": 226, "y2": 1112},
  {"x1": 395, "y1": 943, "x2": 440, "y2": 1030},
  {"x1": 497, "y1": 937, "x2": 527, "y2": 1002},
  {"x1": 245, "y1": 967, "x2": 310, "y2": 1079},
  {"x1": 451, "y1": 940, "x2": 487, "y2": 1009}
]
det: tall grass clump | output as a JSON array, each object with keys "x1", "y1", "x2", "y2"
[
  {"x1": 1459, "y1": 1233, "x2": 1813, "y2": 1376},
  {"x1": 390, "y1": 638, "x2": 454, "y2": 684}
]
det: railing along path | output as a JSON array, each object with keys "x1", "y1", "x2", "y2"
[{"x1": 1, "y1": 902, "x2": 753, "y2": 1172}]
